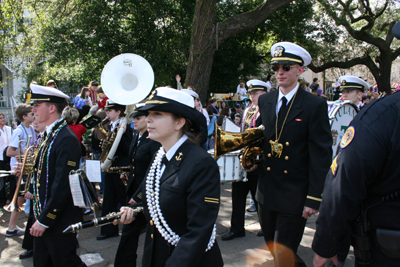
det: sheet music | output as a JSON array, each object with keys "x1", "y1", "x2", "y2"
[
  {"x1": 69, "y1": 172, "x2": 86, "y2": 207},
  {"x1": 85, "y1": 160, "x2": 101, "y2": 182}
]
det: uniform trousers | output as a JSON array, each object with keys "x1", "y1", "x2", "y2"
[
  {"x1": 355, "y1": 246, "x2": 400, "y2": 267},
  {"x1": 230, "y1": 173, "x2": 258, "y2": 234},
  {"x1": 22, "y1": 200, "x2": 34, "y2": 251},
  {"x1": 114, "y1": 213, "x2": 147, "y2": 267},
  {"x1": 100, "y1": 172, "x2": 126, "y2": 235},
  {"x1": 258, "y1": 203, "x2": 307, "y2": 267},
  {"x1": 33, "y1": 233, "x2": 86, "y2": 267}
]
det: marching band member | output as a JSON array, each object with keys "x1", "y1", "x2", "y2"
[
  {"x1": 337, "y1": 76, "x2": 370, "y2": 111},
  {"x1": 97, "y1": 100, "x2": 133, "y2": 241},
  {"x1": 256, "y1": 42, "x2": 332, "y2": 267},
  {"x1": 117, "y1": 87, "x2": 223, "y2": 267},
  {"x1": 29, "y1": 84, "x2": 85, "y2": 266},
  {"x1": 222, "y1": 80, "x2": 266, "y2": 241},
  {"x1": 114, "y1": 104, "x2": 161, "y2": 267}
]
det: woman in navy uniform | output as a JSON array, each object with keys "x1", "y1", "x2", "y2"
[
  {"x1": 114, "y1": 104, "x2": 161, "y2": 267},
  {"x1": 97, "y1": 100, "x2": 133, "y2": 240},
  {"x1": 118, "y1": 87, "x2": 223, "y2": 267}
]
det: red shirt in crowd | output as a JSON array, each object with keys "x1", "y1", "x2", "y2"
[
  {"x1": 97, "y1": 97, "x2": 109, "y2": 109},
  {"x1": 68, "y1": 124, "x2": 87, "y2": 142}
]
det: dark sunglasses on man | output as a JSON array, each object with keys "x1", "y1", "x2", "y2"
[{"x1": 271, "y1": 64, "x2": 298, "y2": 72}]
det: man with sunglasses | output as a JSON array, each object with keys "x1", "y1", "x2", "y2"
[{"x1": 255, "y1": 42, "x2": 332, "y2": 267}]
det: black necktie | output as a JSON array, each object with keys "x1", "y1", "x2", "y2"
[
  {"x1": 278, "y1": 97, "x2": 288, "y2": 129},
  {"x1": 162, "y1": 155, "x2": 169, "y2": 166}
]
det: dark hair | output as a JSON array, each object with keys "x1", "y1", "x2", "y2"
[
  {"x1": 90, "y1": 81, "x2": 99, "y2": 87},
  {"x1": 46, "y1": 101, "x2": 68, "y2": 115},
  {"x1": 221, "y1": 107, "x2": 230, "y2": 116},
  {"x1": 172, "y1": 114, "x2": 199, "y2": 145},
  {"x1": 209, "y1": 98, "x2": 217, "y2": 105},
  {"x1": 206, "y1": 106, "x2": 214, "y2": 116},
  {"x1": 313, "y1": 78, "x2": 318, "y2": 82},
  {"x1": 15, "y1": 104, "x2": 32, "y2": 121},
  {"x1": 109, "y1": 107, "x2": 126, "y2": 118},
  {"x1": 80, "y1": 87, "x2": 90, "y2": 99},
  {"x1": 96, "y1": 86, "x2": 104, "y2": 94},
  {"x1": 46, "y1": 80, "x2": 56, "y2": 86},
  {"x1": 267, "y1": 74, "x2": 272, "y2": 81}
]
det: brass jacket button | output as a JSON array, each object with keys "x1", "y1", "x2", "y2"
[
  {"x1": 151, "y1": 234, "x2": 154, "y2": 239},
  {"x1": 286, "y1": 142, "x2": 289, "y2": 146},
  {"x1": 268, "y1": 153, "x2": 272, "y2": 157},
  {"x1": 267, "y1": 167, "x2": 271, "y2": 171},
  {"x1": 285, "y1": 156, "x2": 289, "y2": 160},
  {"x1": 150, "y1": 220, "x2": 154, "y2": 226},
  {"x1": 284, "y1": 170, "x2": 288, "y2": 174}
]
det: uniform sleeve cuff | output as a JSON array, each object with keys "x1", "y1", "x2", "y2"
[{"x1": 37, "y1": 221, "x2": 49, "y2": 228}]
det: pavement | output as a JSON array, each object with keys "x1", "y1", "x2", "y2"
[{"x1": 0, "y1": 183, "x2": 355, "y2": 266}]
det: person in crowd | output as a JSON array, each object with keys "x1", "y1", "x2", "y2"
[
  {"x1": 266, "y1": 74, "x2": 274, "y2": 92},
  {"x1": 312, "y1": 90, "x2": 400, "y2": 267},
  {"x1": 6, "y1": 104, "x2": 37, "y2": 237},
  {"x1": 362, "y1": 95, "x2": 371, "y2": 105},
  {"x1": 91, "y1": 109, "x2": 107, "y2": 194},
  {"x1": 219, "y1": 101, "x2": 228, "y2": 114},
  {"x1": 222, "y1": 79, "x2": 267, "y2": 241},
  {"x1": 230, "y1": 103, "x2": 243, "y2": 122},
  {"x1": 256, "y1": 42, "x2": 332, "y2": 267},
  {"x1": 62, "y1": 107, "x2": 87, "y2": 143},
  {"x1": 97, "y1": 100, "x2": 133, "y2": 241},
  {"x1": 310, "y1": 77, "x2": 319, "y2": 92},
  {"x1": 96, "y1": 86, "x2": 109, "y2": 109},
  {"x1": 73, "y1": 87, "x2": 93, "y2": 110},
  {"x1": 209, "y1": 98, "x2": 219, "y2": 115},
  {"x1": 234, "y1": 114, "x2": 241, "y2": 126},
  {"x1": 29, "y1": 83, "x2": 85, "y2": 266},
  {"x1": 217, "y1": 107, "x2": 230, "y2": 127},
  {"x1": 206, "y1": 107, "x2": 217, "y2": 150},
  {"x1": 88, "y1": 81, "x2": 99, "y2": 106},
  {"x1": 19, "y1": 118, "x2": 47, "y2": 260},
  {"x1": 176, "y1": 74, "x2": 183, "y2": 90},
  {"x1": 117, "y1": 87, "x2": 223, "y2": 267},
  {"x1": 114, "y1": 104, "x2": 161, "y2": 267},
  {"x1": 46, "y1": 80, "x2": 57, "y2": 88},
  {"x1": 305, "y1": 82, "x2": 311, "y2": 93},
  {"x1": 236, "y1": 82, "x2": 247, "y2": 99},
  {"x1": 182, "y1": 89, "x2": 210, "y2": 126},
  {"x1": 338, "y1": 76, "x2": 369, "y2": 110},
  {"x1": 0, "y1": 112, "x2": 12, "y2": 207}
]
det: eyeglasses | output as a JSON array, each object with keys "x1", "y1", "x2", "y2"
[{"x1": 271, "y1": 64, "x2": 297, "y2": 72}]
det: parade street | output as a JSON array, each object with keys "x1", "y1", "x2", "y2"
[{"x1": 0, "y1": 183, "x2": 355, "y2": 267}]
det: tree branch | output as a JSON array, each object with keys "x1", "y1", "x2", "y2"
[
  {"x1": 217, "y1": 0, "x2": 293, "y2": 43},
  {"x1": 308, "y1": 56, "x2": 369, "y2": 73}
]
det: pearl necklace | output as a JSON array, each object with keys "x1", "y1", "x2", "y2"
[{"x1": 146, "y1": 147, "x2": 216, "y2": 251}]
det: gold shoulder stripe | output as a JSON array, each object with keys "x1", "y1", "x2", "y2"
[
  {"x1": 145, "y1": 100, "x2": 168, "y2": 105},
  {"x1": 67, "y1": 161, "x2": 76, "y2": 167},
  {"x1": 137, "y1": 192, "x2": 142, "y2": 199},
  {"x1": 307, "y1": 195, "x2": 322, "y2": 202},
  {"x1": 205, "y1": 197, "x2": 219, "y2": 201},
  {"x1": 331, "y1": 156, "x2": 338, "y2": 175},
  {"x1": 205, "y1": 200, "x2": 219, "y2": 204}
]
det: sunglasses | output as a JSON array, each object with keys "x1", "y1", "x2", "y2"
[{"x1": 271, "y1": 64, "x2": 297, "y2": 72}]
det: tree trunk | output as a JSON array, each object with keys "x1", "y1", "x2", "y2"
[
  {"x1": 185, "y1": 0, "x2": 218, "y2": 102},
  {"x1": 185, "y1": 0, "x2": 293, "y2": 103}
]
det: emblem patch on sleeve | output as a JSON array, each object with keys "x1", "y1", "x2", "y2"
[
  {"x1": 340, "y1": 126, "x2": 355, "y2": 149},
  {"x1": 331, "y1": 156, "x2": 338, "y2": 175},
  {"x1": 67, "y1": 161, "x2": 76, "y2": 167}
]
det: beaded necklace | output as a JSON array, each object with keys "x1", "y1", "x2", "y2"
[
  {"x1": 33, "y1": 118, "x2": 67, "y2": 220},
  {"x1": 146, "y1": 147, "x2": 217, "y2": 251}
]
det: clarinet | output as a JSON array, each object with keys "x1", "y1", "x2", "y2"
[{"x1": 63, "y1": 206, "x2": 143, "y2": 234}]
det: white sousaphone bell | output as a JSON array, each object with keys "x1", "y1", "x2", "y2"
[{"x1": 100, "y1": 53, "x2": 154, "y2": 171}]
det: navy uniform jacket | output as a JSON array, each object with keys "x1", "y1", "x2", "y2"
[
  {"x1": 109, "y1": 121, "x2": 133, "y2": 168},
  {"x1": 142, "y1": 140, "x2": 223, "y2": 267},
  {"x1": 257, "y1": 88, "x2": 332, "y2": 214},
  {"x1": 313, "y1": 92, "x2": 400, "y2": 259},
  {"x1": 35, "y1": 122, "x2": 83, "y2": 234},
  {"x1": 126, "y1": 131, "x2": 160, "y2": 203}
]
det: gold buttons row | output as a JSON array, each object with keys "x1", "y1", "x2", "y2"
[{"x1": 266, "y1": 167, "x2": 288, "y2": 174}]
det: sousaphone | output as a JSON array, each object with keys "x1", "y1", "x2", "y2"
[{"x1": 100, "y1": 53, "x2": 154, "y2": 172}]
